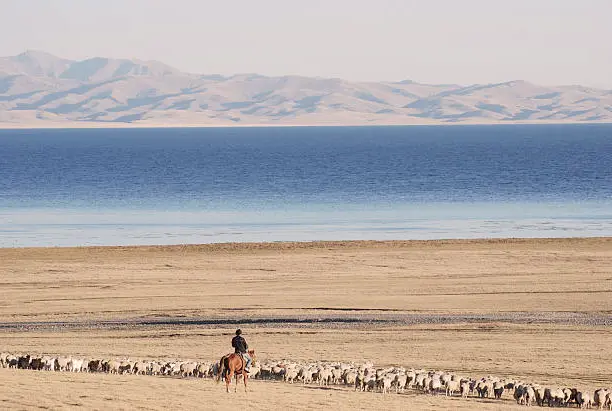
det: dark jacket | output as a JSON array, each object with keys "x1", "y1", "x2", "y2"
[{"x1": 232, "y1": 335, "x2": 248, "y2": 354}]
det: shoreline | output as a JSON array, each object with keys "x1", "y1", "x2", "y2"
[
  {"x1": 1, "y1": 120, "x2": 612, "y2": 130},
  {"x1": 2, "y1": 236, "x2": 609, "y2": 252}
]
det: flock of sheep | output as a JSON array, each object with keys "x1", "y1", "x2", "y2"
[
  {"x1": 262, "y1": 361, "x2": 610, "y2": 409},
  {"x1": 2, "y1": 351, "x2": 611, "y2": 409}
]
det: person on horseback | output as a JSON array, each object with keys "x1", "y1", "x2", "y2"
[{"x1": 231, "y1": 329, "x2": 251, "y2": 372}]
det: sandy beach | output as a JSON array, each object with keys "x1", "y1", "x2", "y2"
[{"x1": 1, "y1": 237, "x2": 611, "y2": 409}]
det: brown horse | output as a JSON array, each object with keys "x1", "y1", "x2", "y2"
[{"x1": 216, "y1": 350, "x2": 255, "y2": 393}]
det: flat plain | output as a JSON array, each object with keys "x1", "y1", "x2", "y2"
[{"x1": 1, "y1": 238, "x2": 611, "y2": 410}]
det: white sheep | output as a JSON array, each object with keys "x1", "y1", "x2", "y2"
[
  {"x1": 284, "y1": 368, "x2": 299, "y2": 383},
  {"x1": 69, "y1": 358, "x2": 83, "y2": 372},
  {"x1": 446, "y1": 379, "x2": 460, "y2": 396},
  {"x1": 394, "y1": 374, "x2": 408, "y2": 393},
  {"x1": 460, "y1": 381, "x2": 470, "y2": 398},
  {"x1": 55, "y1": 357, "x2": 71, "y2": 372},
  {"x1": 576, "y1": 390, "x2": 592, "y2": 409},
  {"x1": 594, "y1": 389, "x2": 609, "y2": 409},
  {"x1": 180, "y1": 361, "x2": 198, "y2": 378},
  {"x1": 379, "y1": 376, "x2": 393, "y2": 394},
  {"x1": 0, "y1": 353, "x2": 9, "y2": 368}
]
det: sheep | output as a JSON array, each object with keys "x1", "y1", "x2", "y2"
[
  {"x1": 415, "y1": 373, "x2": 428, "y2": 391},
  {"x1": 107, "y1": 360, "x2": 121, "y2": 374},
  {"x1": 55, "y1": 357, "x2": 71, "y2": 372},
  {"x1": 70, "y1": 358, "x2": 84, "y2": 373},
  {"x1": 400, "y1": 370, "x2": 413, "y2": 389},
  {"x1": 545, "y1": 388, "x2": 566, "y2": 407},
  {"x1": 100, "y1": 360, "x2": 109, "y2": 373},
  {"x1": 284, "y1": 368, "x2": 299, "y2": 383},
  {"x1": 257, "y1": 364, "x2": 273, "y2": 380},
  {"x1": 364, "y1": 375, "x2": 377, "y2": 392},
  {"x1": 29, "y1": 357, "x2": 44, "y2": 371},
  {"x1": 524, "y1": 386, "x2": 537, "y2": 406},
  {"x1": 7, "y1": 355, "x2": 18, "y2": 369},
  {"x1": 460, "y1": 381, "x2": 470, "y2": 398},
  {"x1": 593, "y1": 388, "x2": 612, "y2": 410},
  {"x1": 169, "y1": 362, "x2": 182, "y2": 376},
  {"x1": 476, "y1": 380, "x2": 493, "y2": 398},
  {"x1": 296, "y1": 367, "x2": 307, "y2": 383},
  {"x1": 81, "y1": 359, "x2": 90, "y2": 373},
  {"x1": 271, "y1": 365, "x2": 285, "y2": 380},
  {"x1": 317, "y1": 367, "x2": 333, "y2": 386},
  {"x1": 17, "y1": 355, "x2": 30, "y2": 369},
  {"x1": 491, "y1": 381, "x2": 504, "y2": 399},
  {"x1": 469, "y1": 379, "x2": 478, "y2": 396},
  {"x1": 394, "y1": 374, "x2": 408, "y2": 393},
  {"x1": 379, "y1": 376, "x2": 393, "y2": 394},
  {"x1": 595, "y1": 389, "x2": 612, "y2": 410},
  {"x1": 196, "y1": 362, "x2": 210, "y2": 378},
  {"x1": 531, "y1": 386, "x2": 545, "y2": 406},
  {"x1": 88, "y1": 359, "x2": 101, "y2": 372},
  {"x1": 133, "y1": 361, "x2": 149, "y2": 375},
  {"x1": 344, "y1": 370, "x2": 357, "y2": 386},
  {"x1": 440, "y1": 373, "x2": 453, "y2": 387},
  {"x1": 442, "y1": 379, "x2": 458, "y2": 396},
  {"x1": 247, "y1": 363, "x2": 261, "y2": 379},
  {"x1": 150, "y1": 362, "x2": 162, "y2": 376},
  {"x1": 564, "y1": 388, "x2": 577, "y2": 406},
  {"x1": 331, "y1": 367, "x2": 343, "y2": 384},
  {"x1": 355, "y1": 371, "x2": 366, "y2": 391},
  {"x1": 514, "y1": 385, "x2": 526, "y2": 405},
  {"x1": 429, "y1": 376, "x2": 443, "y2": 395},
  {"x1": 483, "y1": 380, "x2": 494, "y2": 398},
  {"x1": 301, "y1": 368, "x2": 315, "y2": 385},
  {"x1": 576, "y1": 390, "x2": 593, "y2": 409},
  {"x1": 43, "y1": 357, "x2": 56, "y2": 371},
  {"x1": 0, "y1": 353, "x2": 9, "y2": 368},
  {"x1": 180, "y1": 362, "x2": 198, "y2": 378},
  {"x1": 422, "y1": 376, "x2": 432, "y2": 393}
]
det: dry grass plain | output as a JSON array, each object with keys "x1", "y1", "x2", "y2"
[{"x1": 1, "y1": 238, "x2": 611, "y2": 410}]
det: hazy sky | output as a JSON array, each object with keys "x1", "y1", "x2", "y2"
[{"x1": 2, "y1": 0, "x2": 611, "y2": 87}]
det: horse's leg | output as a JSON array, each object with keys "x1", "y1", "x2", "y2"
[
  {"x1": 244, "y1": 373, "x2": 248, "y2": 393},
  {"x1": 226, "y1": 368, "x2": 232, "y2": 393},
  {"x1": 234, "y1": 371, "x2": 239, "y2": 393}
]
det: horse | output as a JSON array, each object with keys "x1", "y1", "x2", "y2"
[{"x1": 216, "y1": 349, "x2": 255, "y2": 393}]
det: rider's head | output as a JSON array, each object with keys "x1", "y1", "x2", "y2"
[{"x1": 235, "y1": 329, "x2": 242, "y2": 336}]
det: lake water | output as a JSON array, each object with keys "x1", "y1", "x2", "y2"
[{"x1": 0, "y1": 124, "x2": 611, "y2": 247}]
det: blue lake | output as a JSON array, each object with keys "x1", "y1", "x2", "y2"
[{"x1": 0, "y1": 124, "x2": 611, "y2": 247}]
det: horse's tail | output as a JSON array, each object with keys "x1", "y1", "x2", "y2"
[{"x1": 216, "y1": 357, "x2": 225, "y2": 384}]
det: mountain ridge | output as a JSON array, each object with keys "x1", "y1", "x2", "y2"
[{"x1": 1, "y1": 51, "x2": 611, "y2": 127}]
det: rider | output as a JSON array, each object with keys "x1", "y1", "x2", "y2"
[{"x1": 231, "y1": 329, "x2": 251, "y2": 372}]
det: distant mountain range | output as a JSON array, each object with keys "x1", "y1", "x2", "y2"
[{"x1": 1, "y1": 50, "x2": 611, "y2": 127}]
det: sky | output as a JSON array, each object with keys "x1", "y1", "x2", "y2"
[{"x1": 2, "y1": 0, "x2": 611, "y2": 88}]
